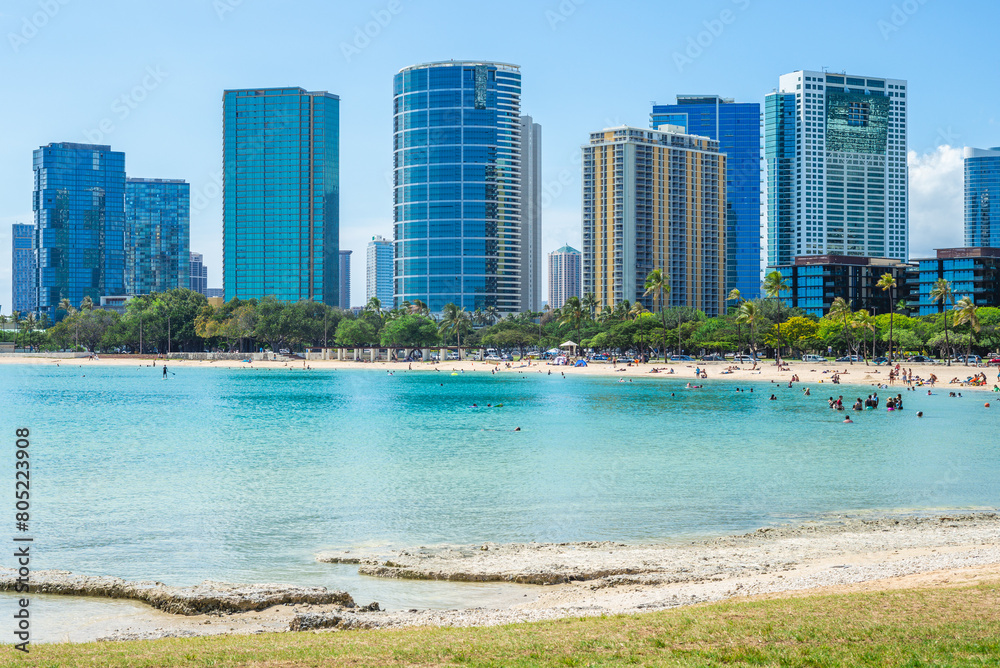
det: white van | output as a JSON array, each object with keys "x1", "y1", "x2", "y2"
[{"x1": 802, "y1": 354, "x2": 827, "y2": 363}]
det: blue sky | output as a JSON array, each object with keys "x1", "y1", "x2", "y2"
[{"x1": 1, "y1": 0, "x2": 998, "y2": 312}]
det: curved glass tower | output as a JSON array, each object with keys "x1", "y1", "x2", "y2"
[{"x1": 393, "y1": 61, "x2": 522, "y2": 313}]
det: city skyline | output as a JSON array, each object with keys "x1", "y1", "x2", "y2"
[{"x1": 1, "y1": 1, "x2": 999, "y2": 312}]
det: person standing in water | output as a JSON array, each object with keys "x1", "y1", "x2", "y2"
[{"x1": 162, "y1": 365, "x2": 168, "y2": 379}]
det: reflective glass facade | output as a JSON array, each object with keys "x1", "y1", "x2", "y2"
[
  {"x1": 12, "y1": 223, "x2": 36, "y2": 314},
  {"x1": 965, "y1": 147, "x2": 1000, "y2": 247},
  {"x1": 223, "y1": 88, "x2": 340, "y2": 305},
  {"x1": 393, "y1": 61, "x2": 522, "y2": 313},
  {"x1": 189, "y1": 251, "x2": 208, "y2": 296},
  {"x1": 651, "y1": 96, "x2": 762, "y2": 299},
  {"x1": 339, "y1": 250, "x2": 351, "y2": 309},
  {"x1": 33, "y1": 142, "x2": 126, "y2": 321},
  {"x1": 765, "y1": 71, "x2": 908, "y2": 266},
  {"x1": 914, "y1": 248, "x2": 1000, "y2": 316},
  {"x1": 125, "y1": 178, "x2": 190, "y2": 295}
]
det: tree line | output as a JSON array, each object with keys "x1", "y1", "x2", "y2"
[{"x1": 2, "y1": 272, "x2": 997, "y2": 361}]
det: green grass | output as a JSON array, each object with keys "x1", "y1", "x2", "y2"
[{"x1": 4, "y1": 580, "x2": 1000, "y2": 667}]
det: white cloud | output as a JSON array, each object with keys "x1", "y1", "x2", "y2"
[{"x1": 907, "y1": 145, "x2": 964, "y2": 258}]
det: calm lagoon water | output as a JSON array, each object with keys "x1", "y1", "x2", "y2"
[{"x1": 1, "y1": 363, "x2": 997, "y2": 614}]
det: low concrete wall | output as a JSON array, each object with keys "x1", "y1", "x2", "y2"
[{"x1": 0, "y1": 352, "x2": 90, "y2": 359}]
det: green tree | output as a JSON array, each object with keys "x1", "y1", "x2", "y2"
[
  {"x1": 643, "y1": 269, "x2": 670, "y2": 359},
  {"x1": 582, "y1": 293, "x2": 599, "y2": 320},
  {"x1": 876, "y1": 273, "x2": 898, "y2": 361},
  {"x1": 762, "y1": 270, "x2": 790, "y2": 362},
  {"x1": 735, "y1": 301, "x2": 759, "y2": 359},
  {"x1": 559, "y1": 296, "x2": 585, "y2": 348},
  {"x1": 438, "y1": 303, "x2": 472, "y2": 350},
  {"x1": 335, "y1": 318, "x2": 377, "y2": 348},
  {"x1": 930, "y1": 279, "x2": 954, "y2": 365},
  {"x1": 953, "y1": 296, "x2": 980, "y2": 364},
  {"x1": 379, "y1": 314, "x2": 439, "y2": 348},
  {"x1": 828, "y1": 297, "x2": 855, "y2": 363}
]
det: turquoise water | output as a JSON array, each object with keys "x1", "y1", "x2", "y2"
[{"x1": 1, "y1": 363, "x2": 998, "y2": 611}]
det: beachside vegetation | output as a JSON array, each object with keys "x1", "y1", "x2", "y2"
[
  {"x1": 6, "y1": 286, "x2": 1000, "y2": 361},
  {"x1": 6, "y1": 578, "x2": 999, "y2": 667}
]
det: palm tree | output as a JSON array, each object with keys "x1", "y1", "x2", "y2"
[
  {"x1": 954, "y1": 296, "x2": 980, "y2": 365},
  {"x1": 59, "y1": 297, "x2": 80, "y2": 349},
  {"x1": 80, "y1": 295, "x2": 94, "y2": 312},
  {"x1": 484, "y1": 305, "x2": 500, "y2": 326},
  {"x1": 644, "y1": 269, "x2": 670, "y2": 359},
  {"x1": 438, "y1": 303, "x2": 471, "y2": 352},
  {"x1": 762, "y1": 271, "x2": 790, "y2": 363},
  {"x1": 735, "y1": 301, "x2": 759, "y2": 359},
  {"x1": 876, "y1": 273, "x2": 897, "y2": 362},
  {"x1": 559, "y1": 296, "x2": 585, "y2": 347},
  {"x1": 581, "y1": 293, "x2": 599, "y2": 320},
  {"x1": 627, "y1": 301, "x2": 647, "y2": 321},
  {"x1": 930, "y1": 279, "x2": 954, "y2": 366},
  {"x1": 828, "y1": 297, "x2": 855, "y2": 363},
  {"x1": 728, "y1": 288, "x2": 744, "y2": 355},
  {"x1": 852, "y1": 309, "x2": 875, "y2": 365}
]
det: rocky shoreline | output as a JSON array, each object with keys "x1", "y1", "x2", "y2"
[{"x1": 11, "y1": 511, "x2": 1000, "y2": 643}]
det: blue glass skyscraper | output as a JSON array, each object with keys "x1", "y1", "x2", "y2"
[
  {"x1": 965, "y1": 147, "x2": 1000, "y2": 247},
  {"x1": 11, "y1": 223, "x2": 36, "y2": 315},
  {"x1": 223, "y1": 88, "x2": 340, "y2": 305},
  {"x1": 33, "y1": 142, "x2": 126, "y2": 321},
  {"x1": 366, "y1": 235, "x2": 394, "y2": 307},
  {"x1": 125, "y1": 178, "x2": 190, "y2": 295},
  {"x1": 651, "y1": 96, "x2": 761, "y2": 299},
  {"x1": 393, "y1": 61, "x2": 523, "y2": 313}
]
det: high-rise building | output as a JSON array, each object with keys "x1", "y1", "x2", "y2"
[
  {"x1": 519, "y1": 115, "x2": 542, "y2": 312},
  {"x1": 770, "y1": 255, "x2": 911, "y2": 318},
  {"x1": 765, "y1": 70, "x2": 908, "y2": 266},
  {"x1": 582, "y1": 126, "x2": 726, "y2": 317},
  {"x1": 548, "y1": 244, "x2": 581, "y2": 310},
  {"x1": 12, "y1": 223, "x2": 36, "y2": 315},
  {"x1": 393, "y1": 61, "x2": 523, "y2": 314},
  {"x1": 965, "y1": 147, "x2": 1000, "y2": 248},
  {"x1": 366, "y1": 235, "x2": 394, "y2": 307},
  {"x1": 651, "y1": 96, "x2": 761, "y2": 299},
  {"x1": 125, "y1": 178, "x2": 190, "y2": 295},
  {"x1": 223, "y1": 87, "x2": 340, "y2": 305},
  {"x1": 33, "y1": 142, "x2": 126, "y2": 321},
  {"x1": 205, "y1": 288, "x2": 225, "y2": 299},
  {"x1": 189, "y1": 252, "x2": 208, "y2": 296},
  {"x1": 339, "y1": 249, "x2": 352, "y2": 309},
  {"x1": 914, "y1": 247, "x2": 1000, "y2": 315}
]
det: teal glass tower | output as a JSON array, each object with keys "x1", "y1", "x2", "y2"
[
  {"x1": 393, "y1": 61, "x2": 522, "y2": 313},
  {"x1": 965, "y1": 147, "x2": 1000, "y2": 248},
  {"x1": 651, "y1": 96, "x2": 762, "y2": 299},
  {"x1": 32, "y1": 142, "x2": 126, "y2": 321},
  {"x1": 223, "y1": 88, "x2": 340, "y2": 305},
  {"x1": 125, "y1": 178, "x2": 190, "y2": 295}
]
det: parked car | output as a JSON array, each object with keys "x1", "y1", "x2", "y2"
[
  {"x1": 835, "y1": 355, "x2": 863, "y2": 363},
  {"x1": 732, "y1": 355, "x2": 758, "y2": 363},
  {"x1": 954, "y1": 355, "x2": 982, "y2": 365},
  {"x1": 989, "y1": 357, "x2": 1000, "y2": 366},
  {"x1": 701, "y1": 353, "x2": 726, "y2": 361},
  {"x1": 907, "y1": 355, "x2": 934, "y2": 363},
  {"x1": 446, "y1": 352, "x2": 460, "y2": 360},
  {"x1": 802, "y1": 354, "x2": 827, "y2": 363},
  {"x1": 670, "y1": 355, "x2": 696, "y2": 362},
  {"x1": 279, "y1": 348, "x2": 290, "y2": 355},
  {"x1": 591, "y1": 353, "x2": 609, "y2": 361},
  {"x1": 873, "y1": 357, "x2": 889, "y2": 365}
]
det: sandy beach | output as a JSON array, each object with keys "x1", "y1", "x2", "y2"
[
  {"x1": 3, "y1": 354, "x2": 998, "y2": 393},
  {"x1": 4, "y1": 512, "x2": 997, "y2": 643}
]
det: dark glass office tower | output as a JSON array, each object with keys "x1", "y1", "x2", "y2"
[
  {"x1": 651, "y1": 96, "x2": 761, "y2": 299},
  {"x1": 32, "y1": 142, "x2": 126, "y2": 321},
  {"x1": 12, "y1": 223, "x2": 36, "y2": 315},
  {"x1": 125, "y1": 178, "x2": 190, "y2": 295},
  {"x1": 393, "y1": 61, "x2": 522, "y2": 313},
  {"x1": 223, "y1": 88, "x2": 340, "y2": 305},
  {"x1": 965, "y1": 147, "x2": 1000, "y2": 247}
]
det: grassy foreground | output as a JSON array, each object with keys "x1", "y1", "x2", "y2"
[{"x1": 4, "y1": 580, "x2": 1000, "y2": 667}]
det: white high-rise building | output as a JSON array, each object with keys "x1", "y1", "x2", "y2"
[
  {"x1": 548, "y1": 245, "x2": 581, "y2": 310},
  {"x1": 765, "y1": 70, "x2": 908, "y2": 266},
  {"x1": 519, "y1": 116, "x2": 542, "y2": 313},
  {"x1": 366, "y1": 235, "x2": 394, "y2": 307}
]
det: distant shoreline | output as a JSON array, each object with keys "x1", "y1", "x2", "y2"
[{"x1": 3, "y1": 355, "x2": 997, "y2": 393}]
